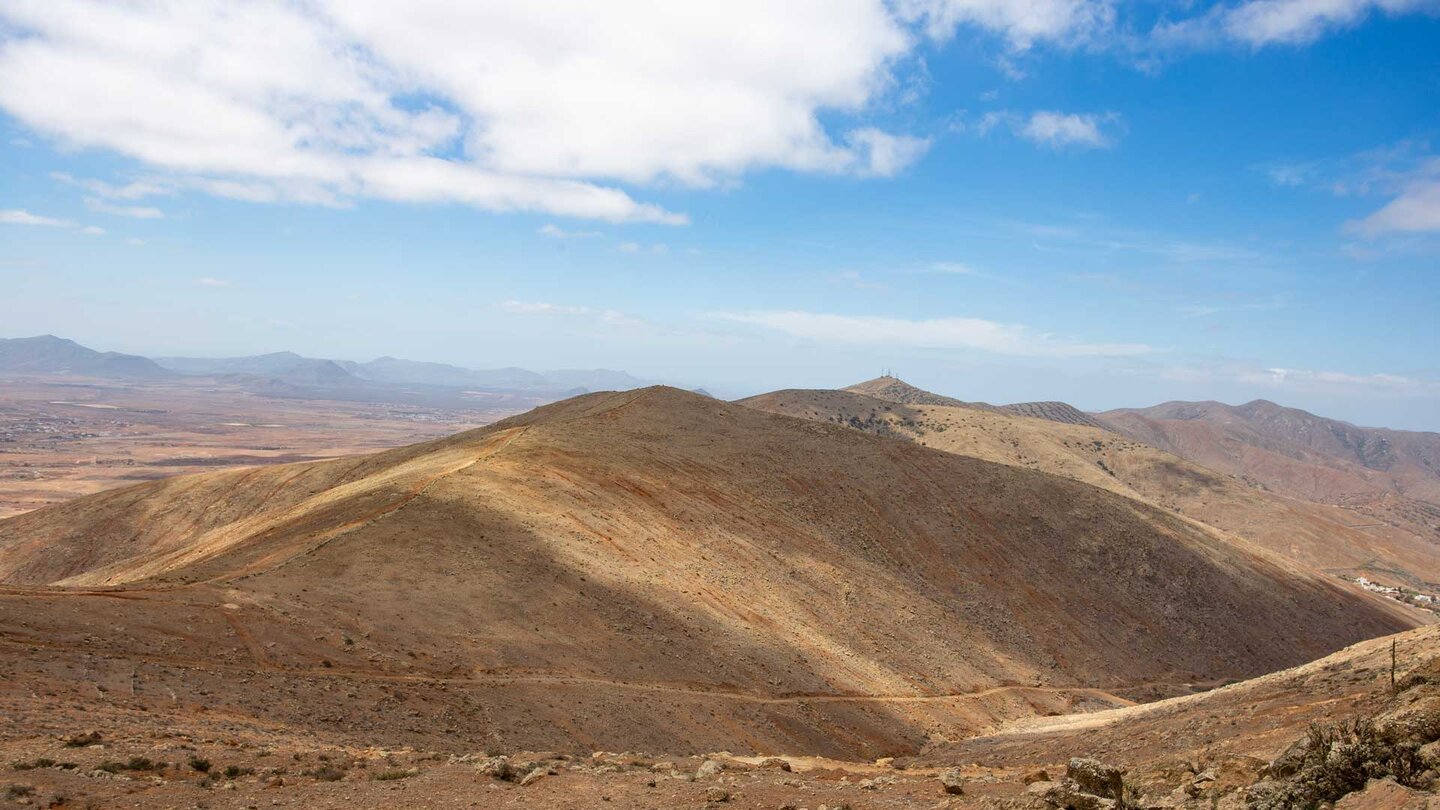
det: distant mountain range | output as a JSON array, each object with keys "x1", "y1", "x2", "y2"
[
  {"x1": 0, "y1": 335, "x2": 174, "y2": 379},
  {"x1": 0, "y1": 335, "x2": 655, "y2": 398}
]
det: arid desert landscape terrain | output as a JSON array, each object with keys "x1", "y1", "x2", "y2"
[{"x1": 3, "y1": 338, "x2": 1440, "y2": 808}]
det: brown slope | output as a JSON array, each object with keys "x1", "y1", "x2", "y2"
[
  {"x1": 740, "y1": 388, "x2": 1440, "y2": 591},
  {"x1": 1098, "y1": 400, "x2": 1440, "y2": 505},
  {"x1": 1001, "y1": 400, "x2": 1109, "y2": 431},
  {"x1": 0, "y1": 387, "x2": 1418, "y2": 758},
  {"x1": 1098, "y1": 401, "x2": 1440, "y2": 549}
]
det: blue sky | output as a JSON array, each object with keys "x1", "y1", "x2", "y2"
[{"x1": 1, "y1": 1, "x2": 1438, "y2": 429}]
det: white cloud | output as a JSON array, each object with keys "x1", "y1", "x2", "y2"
[
  {"x1": 196, "y1": 277, "x2": 231, "y2": 287},
  {"x1": 1221, "y1": 0, "x2": 1434, "y2": 46},
  {"x1": 83, "y1": 196, "x2": 164, "y2": 219},
  {"x1": 1350, "y1": 181, "x2": 1440, "y2": 235},
  {"x1": 896, "y1": 0, "x2": 1116, "y2": 49},
  {"x1": 717, "y1": 310, "x2": 1153, "y2": 357},
  {"x1": 0, "y1": 209, "x2": 71, "y2": 227},
  {"x1": 538, "y1": 223, "x2": 603, "y2": 239},
  {"x1": 1019, "y1": 110, "x2": 1114, "y2": 149},
  {"x1": 1153, "y1": 0, "x2": 1438, "y2": 49},
  {"x1": 618, "y1": 242, "x2": 641, "y2": 254},
  {"x1": 79, "y1": 225, "x2": 105, "y2": 235},
  {"x1": 0, "y1": 1, "x2": 956, "y2": 223},
  {"x1": 967, "y1": 109, "x2": 1118, "y2": 149},
  {"x1": 52, "y1": 172, "x2": 172, "y2": 200},
  {"x1": 846, "y1": 128, "x2": 932, "y2": 177},
  {"x1": 1264, "y1": 162, "x2": 1316, "y2": 187}
]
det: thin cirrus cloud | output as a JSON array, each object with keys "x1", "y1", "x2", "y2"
[
  {"x1": 497, "y1": 299, "x2": 646, "y2": 329},
  {"x1": 537, "y1": 223, "x2": 603, "y2": 239},
  {"x1": 0, "y1": 208, "x2": 70, "y2": 227},
  {"x1": 0, "y1": 207, "x2": 103, "y2": 234},
  {"x1": 1154, "y1": 0, "x2": 1439, "y2": 49},
  {"x1": 83, "y1": 196, "x2": 164, "y2": 220},
  {"x1": 718, "y1": 310, "x2": 1155, "y2": 357},
  {"x1": 1161, "y1": 361, "x2": 1439, "y2": 395},
  {"x1": 0, "y1": 1, "x2": 956, "y2": 225}
]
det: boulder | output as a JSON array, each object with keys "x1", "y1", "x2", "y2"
[
  {"x1": 1067, "y1": 757, "x2": 1125, "y2": 800},
  {"x1": 696, "y1": 759, "x2": 724, "y2": 779},
  {"x1": 939, "y1": 768, "x2": 966, "y2": 795},
  {"x1": 518, "y1": 767, "x2": 549, "y2": 787},
  {"x1": 476, "y1": 756, "x2": 515, "y2": 781}
]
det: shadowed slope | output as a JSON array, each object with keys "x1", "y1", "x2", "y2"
[
  {"x1": 741, "y1": 388, "x2": 1440, "y2": 590},
  {"x1": 0, "y1": 387, "x2": 1419, "y2": 756}
]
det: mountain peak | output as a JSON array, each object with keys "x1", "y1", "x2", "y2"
[{"x1": 842, "y1": 376, "x2": 991, "y2": 410}]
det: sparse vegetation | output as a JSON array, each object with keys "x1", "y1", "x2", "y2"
[
  {"x1": 188, "y1": 756, "x2": 211, "y2": 773},
  {"x1": 63, "y1": 731, "x2": 101, "y2": 747},
  {"x1": 1248, "y1": 716, "x2": 1433, "y2": 809},
  {"x1": 223, "y1": 764, "x2": 255, "y2": 779},
  {"x1": 373, "y1": 769, "x2": 414, "y2": 781},
  {"x1": 306, "y1": 764, "x2": 347, "y2": 782}
]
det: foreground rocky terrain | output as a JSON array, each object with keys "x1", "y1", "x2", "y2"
[{"x1": 3, "y1": 625, "x2": 1437, "y2": 808}]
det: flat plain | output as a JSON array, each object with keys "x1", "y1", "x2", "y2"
[{"x1": 0, "y1": 375, "x2": 525, "y2": 519}]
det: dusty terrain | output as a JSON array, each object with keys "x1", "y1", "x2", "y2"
[
  {"x1": 3, "y1": 384, "x2": 1437, "y2": 807},
  {"x1": 2, "y1": 621, "x2": 1436, "y2": 808},
  {"x1": 0, "y1": 375, "x2": 524, "y2": 519},
  {"x1": 742, "y1": 384, "x2": 1440, "y2": 596},
  {"x1": 0, "y1": 388, "x2": 1418, "y2": 762}
]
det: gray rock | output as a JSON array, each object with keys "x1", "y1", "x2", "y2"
[
  {"x1": 518, "y1": 767, "x2": 549, "y2": 787},
  {"x1": 696, "y1": 759, "x2": 724, "y2": 779},
  {"x1": 1067, "y1": 757, "x2": 1125, "y2": 800},
  {"x1": 939, "y1": 768, "x2": 966, "y2": 795}
]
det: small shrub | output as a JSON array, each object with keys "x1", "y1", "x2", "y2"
[
  {"x1": 308, "y1": 765, "x2": 346, "y2": 782},
  {"x1": 188, "y1": 757, "x2": 211, "y2": 773},
  {"x1": 373, "y1": 769, "x2": 412, "y2": 781},
  {"x1": 1250, "y1": 717, "x2": 1427, "y2": 809},
  {"x1": 64, "y1": 731, "x2": 102, "y2": 748},
  {"x1": 223, "y1": 765, "x2": 254, "y2": 779},
  {"x1": 5, "y1": 785, "x2": 35, "y2": 799}
]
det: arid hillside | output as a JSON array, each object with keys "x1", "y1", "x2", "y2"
[
  {"x1": 741, "y1": 386, "x2": 1440, "y2": 592},
  {"x1": 843, "y1": 375, "x2": 995, "y2": 409},
  {"x1": 1098, "y1": 400, "x2": 1440, "y2": 547},
  {"x1": 0, "y1": 387, "x2": 1417, "y2": 759},
  {"x1": 1001, "y1": 400, "x2": 1109, "y2": 430}
]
